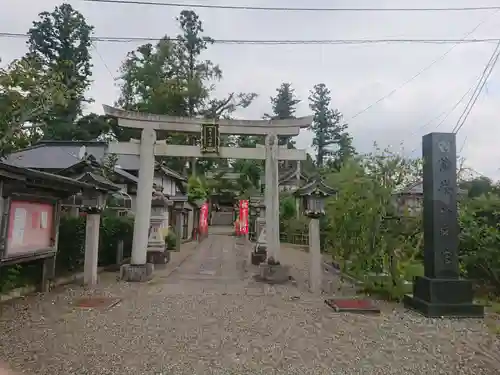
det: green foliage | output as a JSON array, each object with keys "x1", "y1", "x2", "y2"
[
  {"x1": 56, "y1": 213, "x2": 134, "y2": 273},
  {"x1": 116, "y1": 10, "x2": 256, "y2": 175},
  {"x1": 309, "y1": 83, "x2": 355, "y2": 169},
  {"x1": 460, "y1": 176, "x2": 500, "y2": 198},
  {"x1": 0, "y1": 56, "x2": 71, "y2": 155},
  {"x1": 279, "y1": 194, "x2": 296, "y2": 221},
  {"x1": 459, "y1": 195, "x2": 500, "y2": 295},
  {"x1": 265, "y1": 83, "x2": 301, "y2": 147},
  {"x1": 323, "y1": 150, "x2": 422, "y2": 300},
  {"x1": 56, "y1": 215, "x2": 87, "y2": 273},
  {"x1": 27, "y1": 3, "x2": 97, "y2": 139},
  {"x1": 165, "y1": 231, "x2": 177, "y2": 250},
  {"x1": 188, "y1": 175, "x2": 208, "y2": 202}
]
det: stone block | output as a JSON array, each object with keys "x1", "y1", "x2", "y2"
[
  {"x1": 258, "y1": 263, "x2": 290, "y2": 284},
  {"x1": 146, "y1": 250, "x2": 169, "y2": 269},
  {"x1": 251, "y1": 252, "x2": 266, "y2": 265},
  {"x1": 120, "y1": 263, "x2": 154, "y2": 282},
  {"x1": 404, "y1": 276, "x2": 484, "y2": 318}
]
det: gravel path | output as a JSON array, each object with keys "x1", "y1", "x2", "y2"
[{"x1": 0, "y1": 236, "x2": 499, "y2": 374}]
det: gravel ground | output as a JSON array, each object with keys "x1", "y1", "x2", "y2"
[{"x1": 0, "y1": 236, "x2": 499, "y2": 375}]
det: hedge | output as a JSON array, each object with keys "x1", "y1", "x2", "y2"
[{"x1": 0, "y1": 213, "x2": 134, "y2": 293}]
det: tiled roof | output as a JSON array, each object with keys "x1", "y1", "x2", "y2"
[
  {"x1": 0, "y1": 162, "x2": 94, "y2": 191},
  {"x1": 3, "y1": 141, "x2": 187, "y2": 182}
]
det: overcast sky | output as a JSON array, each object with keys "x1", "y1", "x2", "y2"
[{"x1": 2, "y1": 0, "x2": 500, "y2": 178}]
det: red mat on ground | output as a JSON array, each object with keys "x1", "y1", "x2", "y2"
[
  {"x1": 74, "y1": 297, "x2": 121, "y2": 310},
  {"x1": 325, "y1": 298, "x2": 380, "y2": 314}
]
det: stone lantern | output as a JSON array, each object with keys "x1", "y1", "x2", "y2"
[
  {"x1": 294, "y1": 178, "x2": 337, "y2": 294},
  {"x1": 80, "y1": 189, "x2": 107, "y2": 214},
  {"x1": 171, "y1": 194, "x2": 187, "y2": 252},
  {"x1": 146, "y1": 185, "x2": 170, "y2": 268}
]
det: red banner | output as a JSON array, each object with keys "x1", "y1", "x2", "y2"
[
  {"x1": 6, "y1": 201, "x2": 54, "y2": 257},
  {"x1": 199, "y1": 202, "x2": 209, "y2": 235},
  {"x1": 239, "y1": 200, "x2": 249, "y2": 235}
]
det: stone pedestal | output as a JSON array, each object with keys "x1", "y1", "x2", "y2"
[
  {"x1": 252, "y1": 225, "x2": 267, "y2": 265},
  {"x1": 258, "y1": 263, "x2": 290, "y2": 284},
  {"x1": 404, "y1": 133, "x2": 484, "y2": 318},
  {"x1": 120, "y1": 263, "x2": 154, "y2": 282},
  {"x1": 403, "y1": 277, "x2": 483, "y2": 317},
  {"x1": 146, "y1": 250, "x2": 169, "y2": 269}
]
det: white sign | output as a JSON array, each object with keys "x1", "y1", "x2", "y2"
[{"x1": 12, "y1": 208, "x2": 27, "y2": 246}]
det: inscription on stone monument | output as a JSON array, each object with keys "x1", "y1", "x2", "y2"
[
  {"x1": 422, "y1": 132, "x2": 459, "y2": 279},
  {"x1": 201, "y1": 123, "x2": 220, "y2": 153}
]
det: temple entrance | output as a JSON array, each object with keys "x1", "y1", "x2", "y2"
[{"x1": 104, "y1": 104, "x2": 311, "y2": 281}]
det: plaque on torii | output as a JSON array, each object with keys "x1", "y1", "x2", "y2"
[{"x1": 200, "y1": 122, "x2": 220, "y2": 154}]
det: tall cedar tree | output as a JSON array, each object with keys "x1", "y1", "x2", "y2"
[
  {"x1": 309, "y1": 83, "x2": 355, "y2": 169},
  {"x1": 266, "y1": 83, "x2": 301, "y2": 147},
  {"x1": 117, "y1": 10, "x2": 255, "y2": 175},
  {"x1": 26, "y1": 3, "x2": 102, "y2": 140}
]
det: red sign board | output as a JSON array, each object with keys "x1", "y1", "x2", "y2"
[
  {"x1": 6, "y1": 201, "x2": 54, "y2": 257},
  {"x1": 199, "y1": 202, "x2": 209, "y2": 235},
  {"x1": 239, "y1": 200, "x2": 249, "y2": 235}
]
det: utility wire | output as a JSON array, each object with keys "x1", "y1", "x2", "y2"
[
  {"x1": 407, "y1": 83, "x2": 478, "y2": 155},
  {"x1": 452, "y1": 40, "x2": 500, "y2": 133},
  {"x1": 0, "y1": 32, "x2": 500, "y2": 45},
  {"x1": 83, "y1": 0, "x2": 500, "y2": 12},
  {"x1": 346, "y1": 10, "x2": 498, "y2": 121},
  {"x1": 405, "y1": 43, "x2": 500, "y2": 155},
  {"x1": 91, "y1": 43, "x2": 116, "y2": 79}
]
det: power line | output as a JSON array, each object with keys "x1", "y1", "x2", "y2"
[
  {"x1": 83, "y1": 0, "x2": 500, "y2": 12},
  {"x1": 346, "y1": 10, "x2": 497, "y2": 121},
  {"x1": 91, "y1": 43, "x2": 116, "y2": 79},
  {"x1": 452, "y1": 41, "x2": 500, "y2": 133},
  {"x1": 1, "y1": 32, "x2": 500, "y2": 45},
  {"x1": 406, "y1": 83, "x2": 478, "y2": 155}
]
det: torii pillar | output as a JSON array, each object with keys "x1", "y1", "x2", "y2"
[{"x1": 120, "y1": 128, "x2": 156, "y2": 281}]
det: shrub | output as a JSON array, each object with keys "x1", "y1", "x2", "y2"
[{"x1": 165, "y1": 230, "x2": 177, "y2": 250}]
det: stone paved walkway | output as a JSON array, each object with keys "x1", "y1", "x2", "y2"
[{"x1": 0, "y1": 236, "x2": 499, "y2": 374}]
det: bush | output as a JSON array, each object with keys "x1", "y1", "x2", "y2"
[
  {"x1": 98, "y1": 214, "x2": 134, "y2": 266},
  {"x1": 459, "y1": 196, "x2": 500, "y2": 295},
  {"x1": 165, "y1": 230, "x2": 177, "y2": 250}
]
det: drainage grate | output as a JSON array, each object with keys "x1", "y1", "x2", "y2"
[
  {"x1": 325, "y1": 298, "x2": 380, "y2": 314},
  {"x1": 74, "y1": 297, "x2": 121, "y2": 310}
]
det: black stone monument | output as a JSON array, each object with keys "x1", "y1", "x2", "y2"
[{"x1": 403, "y1": 132, "x2": 484, "y2": 318}]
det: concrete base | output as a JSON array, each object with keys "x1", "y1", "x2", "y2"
[
  {"x1": 403, "y1": 276, "x2": 484, "y2": 318},
  {"x1": 146, "y1": 250, "x2": 170, "y2": 269},
  {"x1": 258, "y1": 263, "x2": 290, "y2": 284},
  {"x1": 120, "y1": 263, "x2": 154, "y2": 282}
]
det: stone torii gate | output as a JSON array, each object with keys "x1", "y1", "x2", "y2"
[{"x1": 103, "y1": 105, "x2": 311, "y2": 281}]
